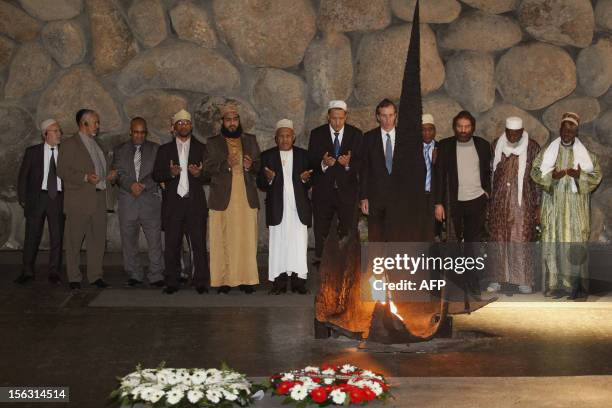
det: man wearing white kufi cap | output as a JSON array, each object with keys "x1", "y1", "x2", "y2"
[
  {"x1": 257, "y1": 119, "x2": 313, "y2": 294},
  {"x1": 487, "y1": 116, "x2": 541, "y2": 294},
  {"x1": 15, "y1": 119, "x2": 65, "y2": 285},
  {"x1": 531, "y1": 112, "x2": 602, "y2": 300}
]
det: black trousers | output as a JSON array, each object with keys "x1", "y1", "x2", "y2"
[
  {"x1": 22, "y1": 191, "x2": 64, "y2": 276},
  {"x1": 425, "y1": 192, "x2": 442, "y2": 239},
  {"x1": 163, "y1": 197, "x2": 210, "y2": 288},
  {"x1": 367, "y1": 205, "x2": 388, "y2": 243},
  {"x1": 313, "y1": 190, "x2": 356, "y2": 258}
]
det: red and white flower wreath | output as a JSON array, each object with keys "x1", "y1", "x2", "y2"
[{"x1": 267, "y1": 364, "x2": 392, "y2": 406}]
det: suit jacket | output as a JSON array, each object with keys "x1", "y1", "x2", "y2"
[
  {"x1": 433, "y1": 135, "x2": 491, "y2": 209},
  {"x1": 359, "y1": 127, "x2": 393, "y2": 208},
  {"x1": 152, "y1": 137, "x2": 208, "y2": 228},
  {"x1": 307, "y1": 123, "x2": 363, "y2": 205},
  {"x1": 18, "y1": 143, "x2": 64, "y2": 217},
  {"x1": 57, "y1": 134, "x2": 103, "y2": 216},
  {"x1": 112, "y1": 140, "x2": 161, "y2": 219},
  {"x1": 205, "y1": 133, "x2": 261, "y2": 211},
  {"x1": 256, "y1": 146, "x2": 312, "y2": 227}
]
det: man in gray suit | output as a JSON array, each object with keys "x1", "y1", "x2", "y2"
[{"x1": 112, "y1": 117, "x2": 164, "y2": 287}]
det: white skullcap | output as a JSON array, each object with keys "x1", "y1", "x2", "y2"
[
  {"x1": 422, "y1": 113, "x2": 435, "y2": 125},
  {"x1": 275, "y1": 118, "x2": 294, "y2": 130},
  {"x1": 561, "y1": 112, "x2": 580, "y2": 127},
  {"x1": 328, "y1": 100, "x2": 348, "y2": 112},
  {"x1": 40, "y1": 118, "x2": 58, "y2": 133},
  {"x1": 505, "y1": 116, "x2": 523, "y2": 130},
  {"x1": 172, "y1": 109, "x2": 191, "y2": 124}
]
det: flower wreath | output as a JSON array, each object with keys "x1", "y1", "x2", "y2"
[
  {"x1": 266, "y1": 364, "x2": 392, "y2": 406},
  {"x1": 110, "y1": 363, "x2": 262, "y2": 407}
]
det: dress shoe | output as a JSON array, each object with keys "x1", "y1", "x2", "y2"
[
  {"x1": 239, "y1": 285, "x2": 255, "y2": 294},
  {"x1": 14, "y1": 274, "x2": 34, "y2": 285},
  {"x1": 69, "y1": 282, "x2": 81, "y2": 291},
  {"x1": 195, "y1": 286, "x2": 209, "y2": 294},
  {"x1": 162, "y1": 286, "x2": 178, "y2": 294},
  {"x1": 91, "y1": 279, "x2": 110, "y2": 289},
  {"x1": 48, "y1": 274, "x2": 61, "y2": 285},
  {"x1": 124, "y1": 278, "x2": 143, "y2": 288},
  {"x1": 150, "y1": 280, "x2": 165, "y2": 288},
  {"x1": 217, "y1": 285, "x2": 231, "y2": 294}
]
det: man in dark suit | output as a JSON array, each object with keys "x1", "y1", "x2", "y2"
[
  {"x1": 422, "y1": 113, "x2": 441, "y2": 240},
  {"x1": 257, "y1": 119, "x2": 313, "y2": 294},
  {"x1": 308, "y1": 100, "x2": 362, "y2": 263},
  {"x1": 359, "y1": 99, "x2": 397, "y2": 242},
  {"x1": 153, "y1": 109, "x2": 209, "y2": 294},
  {"x1": 15, "y1": 119, "x2": 65, "y2": 285},
  {"x1": 434, "y1": 110, "x2": 491, "y2": 297},
  {"x1": 112, "y1": 117, "x2": 164, "y2": 288}
]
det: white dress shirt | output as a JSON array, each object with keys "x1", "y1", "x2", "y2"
[
  {"x1": 176, "y1": 137, "x2": 190, "y2": 197},
  {"x1": 42, "y1": 143, "x2": 62, "y2": 191},
  {"x1": 322, "y1": 125, "x2": 346, "y2": 172}
]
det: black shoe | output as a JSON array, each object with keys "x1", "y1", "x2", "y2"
[
  {"x1": 150, "y1": 280, "x2": 165, "y2": 288},
  {"x1": 91, "y1": 279, "x2": 110, "y2": 289},
  {"x1": 290, "y1": 275, "x2": 308, "y2": 294},
  {"x1": 239, "y1": 285, "x2": 255, "y2": 294},
  {"x1": 14, "y1": 274, "x2": 34, "y2": 285},
  {"x1": 69, "y1": 282, "x2": 81, "y2": 291},
  {"x1": 217, "y1": 285, "x2": 231, "y2": 294},
  {"x1": 196, "y1": 286, "x2": 208, "y2": 294},
  {"x1": 124, "y1": 278, "x2": 143, "y2": 288},
  {"x1": 48, "y1": 274, "x2": 61, "y2": 285},
  {"x1": 162, "y1": 286, "x2": 178, "y2": 294}
]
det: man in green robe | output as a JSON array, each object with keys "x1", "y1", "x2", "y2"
[{"x1": 531, "y1": 112, "x2": 602, "y2": 300}]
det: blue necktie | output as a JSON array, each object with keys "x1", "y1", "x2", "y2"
[
  {"x1": 385, "y1": 133, "x2": 393, "y2": 174},
  {"x1": 333, "y1": 132, "x2": 340, "y2": 158},
  {"x1": 424, "y1": 143, "x2": 432, "y2": 192}
]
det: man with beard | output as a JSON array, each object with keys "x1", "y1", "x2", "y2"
[
  {"x1": 153, "y1": 109, "x2": 210, "y2": 294},
  {"x1": 206, "y1": 103, "x2": 261, "y2": 294},
  {"x1": 434, "y1": 110, "x2": 491, "y2": 298},
  {"x1": 257, "y1": 119, "x2": 313, "y2": 294},
  {"x1": 531, "y1": 112, "x2": 602, "y2": 300}
]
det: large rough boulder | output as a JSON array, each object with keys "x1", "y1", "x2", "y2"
[
  {"x1": 576, "y1": 38, "x2": 612, "y2": 98},
  {"x1": 193, "y1": 95, "x2": 258, "y2": 140},
  {"x1": 460, "y1": 0, "x2": 519, "y2": 14},
  {"x1": 0, "y1": 0, "x2": 41, "y2": 41},
  {"x1": 252, "y1": 68, "x2": 307, "y2": 139},
  {"x1": 304, "y1": 32, "x2": 353, "y2": 108},
  {"x1": 391, "y1": 0, "x2": 461, "y2": 24},
  {"x1": 18, "y1": 0, "x2": 81, "y2": 21},
  {"x1": 170, "y1": 1, "x2": 217, "y2": 48},
  {"x1": 496, "y1": 43, "x2": 576, "y2": 111},
  {"x1": 212, "y1": 0, "x2": 316, "y2": 68},
  {"x1": 123, "y1": 90, "x2": 188, "y2": 143},
  {"x1": 128, "y1": 0, "x2": 167, "y2": 48},
  {"x1": 422, "y1": 93, "x2": 463, "y2": 139},
  {"x1": 4, "y1": 42, "x2": 56, "y2": 99},
  {"x1": 438, "y1": 11, "x2": 522, "y2": 51},
  {"x1": 444, "y1": 51, "x2": 495, "y2": 114},
  {"x1": 581, "y1": 134, "x2": 612, "y2": 180},
  {"x1": 0, "y1": 36, "x2": 15, "y2": 71},
  {"x1": 595, "y1": 109, "x2": 612, "y2": 146},
  {"x1": 318, "y1": 0, "x2": 391, "y2": 32},
  {"x1": 354, "y1": 23, "x2": 445, "y2": 105},
  {"x1": 41, "y1": 20, "x2": 86, "y2": 68},
  {"x1": 542, "y1": 97, "x2": 601, "y2": 132},
  {"x1": 87, "y1": 0, "x2": 138, "y2": 75},
  {"x1": 518, "y1": 0, "x2": 594, "y2": 48},
  {"x1": 37, "y1": 67, "x2": 122, "y2": 135},
  {"x1": 596, "y1": 0, "x2": 612, "y2": 32},
  {"x1": 477, "y1": 103, "x2": 550, "y2": 147},
  {"x1": 0, "y1": 105, "x2": 38, "y2": 200},
  {"x1": 117, "y1": 42, "x2": 240, "y2": 96}
]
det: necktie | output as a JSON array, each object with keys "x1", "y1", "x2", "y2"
[
  {"x1": 333, "y1": 132, "x2": 340, "y2": 158},
  {"x1": 134, "y1": 145, "x2": 142, "y2": 182},
  {"x1": 177, "y1": 142, "x2": 189, "y2": 197},
  {"x1": 48, "y1": 147, "x2": 58, "y2": 199},
  {"x1": 385, "y1": 133, "x2": 393, "y2": 174},
  {"x1": 424, "y1": 143, "x2": 432, "y2": 192}
]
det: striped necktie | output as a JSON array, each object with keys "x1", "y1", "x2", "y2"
[{"x1": 134, "y1": 145, "x2": 142, "y2": 182}]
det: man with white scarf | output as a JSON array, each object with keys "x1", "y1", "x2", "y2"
[
  {"x1": 531, "y1": 112, "x2": 602, "y2": 300},
  {"x1": 487, "y1": 117, "x2": 541, "y2": 295}
]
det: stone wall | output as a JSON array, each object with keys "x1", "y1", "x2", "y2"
[{"x1": 1, "y1": 0, "x2": 611, "y2": 251}]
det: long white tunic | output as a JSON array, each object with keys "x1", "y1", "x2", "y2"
[{"x1": 268, "y1": 149, "x2": 309, "y2": 281}]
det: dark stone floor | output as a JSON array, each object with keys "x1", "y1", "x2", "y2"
[{"x1": 2, "y1": 250, "x2": 612, "y2": 407}]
